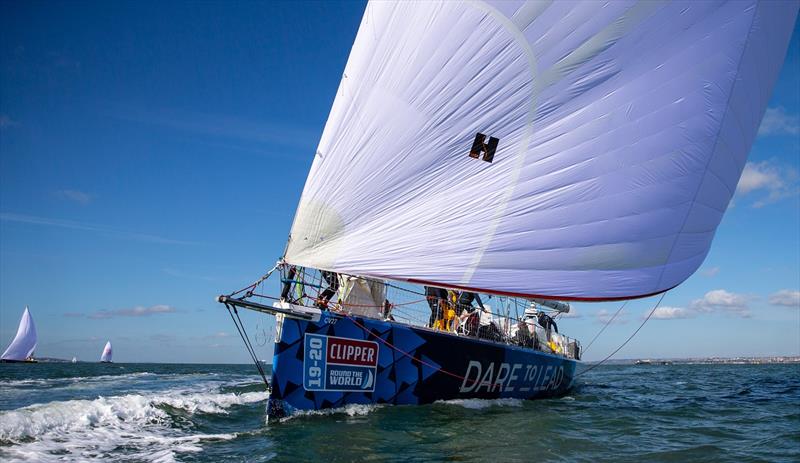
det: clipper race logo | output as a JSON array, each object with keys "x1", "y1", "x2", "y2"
[{"x1": 303, "y1": 334, "x2": 378, "y2": 392}]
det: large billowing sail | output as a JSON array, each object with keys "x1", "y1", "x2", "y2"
[
  {"x1": 100, "y1": 341, "x2": 113, "y2": 362},
  {"x1": 285, "y1": 1, "x2": 798, "y2": 300},
  {"x1": 2, "y1": 306, "x2": 37, "y2": 361}
]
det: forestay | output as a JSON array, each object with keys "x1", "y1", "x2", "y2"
[{"x1": 285, "y1": 0, "x2": 798, "y2": 300}]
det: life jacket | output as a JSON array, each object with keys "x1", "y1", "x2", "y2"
[{"x1": 432, "y1": 293, "x2": 457, "y2": 331}]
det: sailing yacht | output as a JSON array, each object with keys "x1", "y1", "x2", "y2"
[
  {"x1": 100, "y1": 341, "x2": 113, "y2": 363},
  {"x1": 1, "y1": 306, "x2": 38, "y2": 363},
  {"x1": 218, "y1": 1, "x2": 798, "y2": 419}
]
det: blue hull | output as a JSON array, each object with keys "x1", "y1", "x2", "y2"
[{"x1": 268, "y1": 311, "x2": 577, "y2": 418}]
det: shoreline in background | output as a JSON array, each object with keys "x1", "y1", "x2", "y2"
[
  {"x1": 602, "y1": 356, "x2": 800, "y2": 365},
  {"x1": 7, "y1": 356, "x2": 799, "y2": 365}
]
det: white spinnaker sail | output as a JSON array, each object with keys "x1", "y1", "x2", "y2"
[
  {"x1": 285, "y1": 1, "x2": 798, "y2": 300},
  {"x1": 100, "y1": 341, "x2": 113, "y2": 362},
  {"x1": 1, "y1": 306, "x2": 37, "y2": 361}
]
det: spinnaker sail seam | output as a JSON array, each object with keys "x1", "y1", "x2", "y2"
[
  {"x1": 460, "y1": 0, "x2": 539, "y2": 286},
  {"x1": 654, "y1": 4, "x2": 760, "y2": 292},
  {"x1": 511, "y1": 0, "x2": 552, "y2": 32},
  {"x1": 536, "y1": 0, "x2": 666, "y2": 92}
]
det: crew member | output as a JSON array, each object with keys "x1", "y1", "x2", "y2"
[
  {"x1": 537, "y1": 311, "x2": 558, "y2": 333},
  {"x1": 382, "y1": 299, "x2": 395, "y2": 321},
  {"x1": 280, "y1": 266, "x2": 297, "y2": 301},
  {"x1": 457, "y1": 291, "x2": 486, "y2": 337},
  {"x1": 424, "y1": 286, "x2": 447, "y2": 328},
  {"x1": 316, "y1": 270, "x2": 339, "y2": 309},
  {"x1": 457, "y1": 291, "x2": 486, "y2": 314}
]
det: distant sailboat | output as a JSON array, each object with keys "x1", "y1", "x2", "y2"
[
  {"x1": 100, "y1": 341, "x2": 113, "y2": 363},
  {"x1": 1, "y1": 306, "x2": 38, "y2": 363},
  {"x1": 71, "y1": 357, "x2": 77, "y2": 363}
]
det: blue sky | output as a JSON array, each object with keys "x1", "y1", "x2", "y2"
[{"x1": 1, "y1": 2, "x2": 798, "y2": 363}]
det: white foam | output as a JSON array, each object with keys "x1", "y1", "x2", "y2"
[
  {"x1": 279, "y1": 403, "x2": 383, "y2": 422},
  {"x1": 0, "y1": 372, "x2": 155, "y2": 388},
  {"x1": 157, "y1": 390, "x2": 266, "y2": 414},
  {"x1": 0, "y1": 388, "x2": 266, "y2": 462},
  {"x1": 435, "y1": 398, "x2": 525, "y2": 409}
]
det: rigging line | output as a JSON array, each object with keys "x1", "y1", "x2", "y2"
[
  {"x1": 234, "y1": 306, "x2": 269, "y2": 386},
  {"x1": 226, "y1": 303, "x2": 270, "y2": 390},
  {"x1": 344, "y1": 314, "x2": 485, "y2": 387},
  {"x1": 226, "y1": 304, "x2": 265, "y2": 384},
  {"x1": 582, "y1": 301, "x2": 628, "y2": 355},
  {"x1": 576, "y1": 292, "x2": 666, "y2": 378},
  {"x1": 228, "y1": 261, "x2": 282, "y2": 298},
  {"x1": 234, "y1": 307, "x2": 269, "y2": 386}
]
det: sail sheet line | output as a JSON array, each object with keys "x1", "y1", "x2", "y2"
[
  {"x1": 577, "y1": 292, "x2": 666, "y2": 377},
  {"x1": 582, "y1": 301, "x2": 628, "y2": 355}
]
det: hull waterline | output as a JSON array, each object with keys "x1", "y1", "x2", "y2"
[{"x1": 268, "y1": 310, "x2": 578, "y2": 419}]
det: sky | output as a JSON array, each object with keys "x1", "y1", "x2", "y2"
[{"x1": 1, "y1": 1, "x2": 798, "y2": 364}]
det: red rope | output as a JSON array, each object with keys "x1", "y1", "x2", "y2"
[{"x1": 344, "y1": 314, "x2": 478, "y2": 385}]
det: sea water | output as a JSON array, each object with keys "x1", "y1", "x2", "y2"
[{"x1": 1, "y1": 362, "x2": 797, "y2": 462}]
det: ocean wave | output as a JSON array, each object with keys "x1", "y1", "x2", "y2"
[
  {"x1": 0, "y1": 372, "x2": 260, "y2": 401},
  {"x1": 279, "y1": 403, "x2": 383, "y2": 422},
  {"x1": 0, "y1": 372, "x2": 157, "y2": 388},
  {"x1": 0, "y1": 389, "x2": 267, "y2": 440},
  {"x1": 435, "y1": 398, "x2": 525, "y2": 409},
  {"x1": 157, "y1": 390, "x2": 267, "y2": 414},
  {"x1": 0, "y1": 388, "x2": 266, "y2": 462}
]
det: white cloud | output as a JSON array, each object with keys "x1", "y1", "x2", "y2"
[
  {"x1": 737, "y1": 162, "x2": 782, "y2": 194},
  {"x1": 112, "y1": 106, "x2": 318, "y2": 150},
  {"x1": 650, "y1": 306, "x2": 693, "y2": 320},
  {"x1": 150, "y1": 333, "x2": 178, "y2": 343},
  {"x1": 769, "y1": 290, "x2": 800, "y2": 308},
  {"x1": 559, "y1": 306, "x2": 581, "y2": 318},
  {"x1": 0, "y1": 213, "x2": 197, "y2": 245},
  {"x1": 0, "y1": 114, "x2": 19, "y2": 129},
  {"x1": 162, "y1": 267, "x2": 216, "y2": 281},
  {"x1": 690, "y1": 289, "x2": 750, "y2": 317},
  {"x1": 736, "y1": 161, "x2": 799, "y2": 208},
  {"x1": 84, "y1": 305, "x2": 178, "y2": 319},
  {"x1": 595, "y1": 308, "x2": 626, "y2": 325},
  {"x1": 758, "y1": 107, "x2": 800, "y2": 136},
  {"x1": 700, "y1": 266, "x2": 720, "y2": 277},
  {"x1": 56, "y1": 189, "x2": 92, "y2": 205}
]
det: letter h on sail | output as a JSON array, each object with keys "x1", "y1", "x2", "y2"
[{"x1": 469, "y1": 133, "x2": 499, "y2": 163}]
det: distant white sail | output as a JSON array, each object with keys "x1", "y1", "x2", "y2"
[
  {"x1": 71, "y1": 357, "x2": 77, "y2": 363},
  {"x1": 1, "y1": 306, "x2": 37, "y2": 361},
  {"x1": 100, "y1": 341, "x2": 113, "y2": 362},
  {"x1": 285, "y1": 0, "x2": 798, "y2": 300}
]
